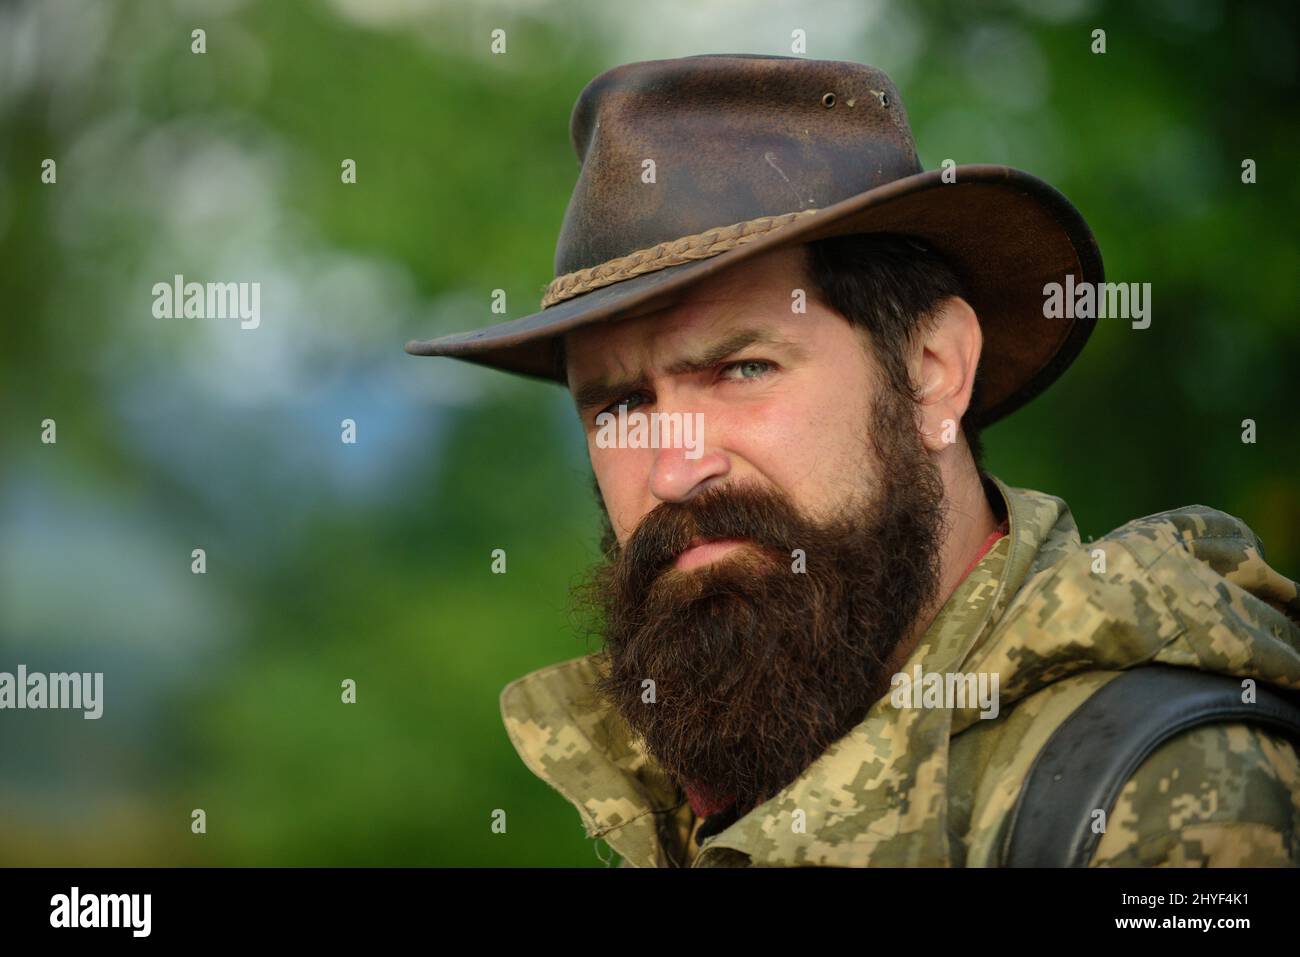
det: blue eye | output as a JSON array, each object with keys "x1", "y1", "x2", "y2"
[{"x1": 722, "y1": 359, "x2": 773, "y2": 380}]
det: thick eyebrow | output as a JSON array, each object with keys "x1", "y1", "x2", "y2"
[
  {"x1": 571, "y1": 327, "x2": 806, "y2": 415},
  {"x1": 572, "y1": 375, "x2": 648, "y2": 417}
]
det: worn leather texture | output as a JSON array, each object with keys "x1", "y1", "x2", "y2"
[{"x1": 406, "y1": 53, "x2": 1104, "y2": 428}]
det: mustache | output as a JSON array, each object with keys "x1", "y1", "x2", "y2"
[{"x1": 615, "y1": 482, "x2": 805, "y2": 581}]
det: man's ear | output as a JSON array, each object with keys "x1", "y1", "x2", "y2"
[{"x1": 912, "y1": 296, "x2": 982, "y2": 453}]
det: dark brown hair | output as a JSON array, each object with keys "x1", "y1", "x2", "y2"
[{"x1": 802, "y1": 232, "x2": 985, "y2": 471}]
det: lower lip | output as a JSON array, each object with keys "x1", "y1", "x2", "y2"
[{"x1": 675, "y1": 538, "x2": 749, "y2": 571}]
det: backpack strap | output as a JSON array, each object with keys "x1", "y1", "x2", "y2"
[{"x1": 1000, "y1": 665, "x2": 1300, "y2": 867}]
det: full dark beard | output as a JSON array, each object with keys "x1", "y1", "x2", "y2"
[{"x1": 574, "y1": 385, "x2": 948, "y2": 818}]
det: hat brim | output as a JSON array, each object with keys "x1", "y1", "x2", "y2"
[{"x1": 405, "y1": 165, "x2": 1103, "y2": 428}]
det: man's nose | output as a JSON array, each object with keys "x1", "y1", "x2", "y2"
[{"x1": 647, "y1": 438, "x2": 729, "y2": 503}]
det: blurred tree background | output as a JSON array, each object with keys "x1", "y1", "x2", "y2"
[{"x1": 0, "y1": 0, "x2": 1295, "y2": 866}]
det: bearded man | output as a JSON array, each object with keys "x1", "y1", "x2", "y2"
[{"x1": 406, "y1": 55, "x2": 1300, "y2": 867}]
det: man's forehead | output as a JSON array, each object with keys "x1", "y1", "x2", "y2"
[
  {"x1": 564, "y1": 268, "x2": 808, "y2": 387},
  {"x1": 565, "y1": 306, "x2": 795, "y2": 400}
]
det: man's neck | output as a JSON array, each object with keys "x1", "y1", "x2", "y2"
[{"x1": 882, "y1": 466, "x2": 1002, "y2": 676}]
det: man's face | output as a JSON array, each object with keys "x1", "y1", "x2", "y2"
[
  {"x1": 566, "y1": 245, "x2": 886, "y2": 552},
  {"x1": 564, "y1": 244, "x2": 948, "y2": 816}
]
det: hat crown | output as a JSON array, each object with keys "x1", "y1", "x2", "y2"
[{"x1": 554, "y1": 55, "x2": 922, "y2": 276}]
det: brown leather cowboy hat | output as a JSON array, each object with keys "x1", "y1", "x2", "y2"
[{"x1": 405, "y1": 53, "x2": 1103, "y2": 427}]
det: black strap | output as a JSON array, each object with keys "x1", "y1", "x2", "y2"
[{"x1": 1001, "y1": 665, "x2": 1300, "y2": 867}]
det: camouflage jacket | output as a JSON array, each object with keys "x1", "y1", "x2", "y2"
[{"x1": 500, "y1": 476, "x2": 1300, "y2": 867}]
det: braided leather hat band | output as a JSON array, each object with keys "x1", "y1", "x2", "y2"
[{"x1": 540, "y1": 209, "x2": 822, "y2": 309}]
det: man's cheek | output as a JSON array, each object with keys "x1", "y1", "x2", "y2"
[
  {"x1": 601, "y1": 447, "x2": 653, "y2": 498},
  {"x1": 595, "y1": 480, "x2": 644, "y2": 545}
]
